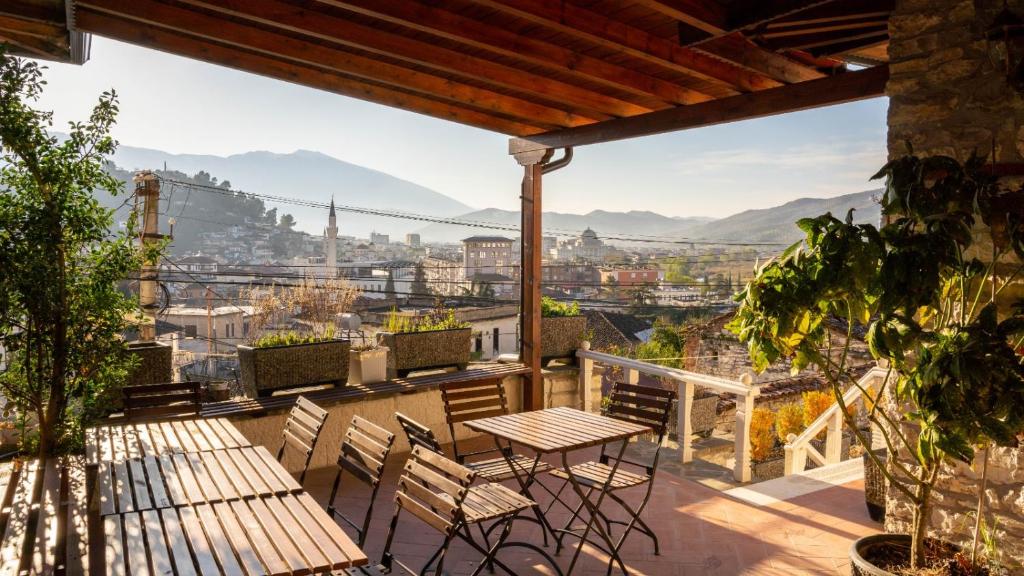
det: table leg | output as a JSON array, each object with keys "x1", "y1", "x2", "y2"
[
  {"x1": 491, "y1": 437, "x2": 555, "y2": 547},
  {"x1": 561, "y1": 440, "x2": 631, "y2": 576}
]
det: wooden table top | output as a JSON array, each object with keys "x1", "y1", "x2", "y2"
[
  {"x1": 463, "y1": 407, "x2": 652, "y2": 454},
  {"x1": 96, "y1": 446, "x2": 302, "y2": 516},
  {"x1": 104, "y1": 492, "x2": 368, "y2": 575},
  {"x1": 85, "y1": 418, "x2": 251, "y2": 466}
]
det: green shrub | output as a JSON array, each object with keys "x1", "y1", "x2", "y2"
[
  {"x1": 253, "y1": 328, "x2": 336, "y2": 348},
  {"x1": 384, "y1": 307, "x2": 469, "y2": 333},
  {"x1": 775, "y1": 403, "x2": 804, "y2": 444},
  {"x1": 541, "y1": 297, "x2": 580, "y2": 317}
]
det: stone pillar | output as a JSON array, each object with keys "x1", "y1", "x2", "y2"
[{"x1": 886, "y1": 0, "x2": 1024, "y2": 568}]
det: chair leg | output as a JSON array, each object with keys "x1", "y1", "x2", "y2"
[{"x1": 555, "y1": 486, "x2": 594, "y2": 554}]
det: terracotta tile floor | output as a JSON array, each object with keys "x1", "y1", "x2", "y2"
[{"x1": 302, "y1": 442, "x2": 877, "y2": 576}]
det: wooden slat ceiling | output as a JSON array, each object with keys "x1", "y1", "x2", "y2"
[
  {"x1": 1, "y1": 0, "x2": 893, "y2": 139},
  {"x1": 0, "y1": 0, "x2": 89, "y2": 63}
]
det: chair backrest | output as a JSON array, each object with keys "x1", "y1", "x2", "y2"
[
  {"x1": 397, "y1": 446, "x2": 475, "y2": 535},
  {"x1": 277, "y1": 396, "x2": 328, "y2": 484},
  {"x1": 123, "y1": 381, "x2": 202, "y2": 421},
  {"x1": 395, "y1": 412, "x2": 444, "y2": 455},
  {"x1": 328, "y1": 416, "x2": 396, "y2": 547},
  {"x1": 605, "y1": 382, "x2": 676, "y2": 440},
  {"x1": 438, "y1": 379, "x2": 509, "y2": 463},
  {"x1": 377, "y1": 446, "x2": 476, "y2": 575}
]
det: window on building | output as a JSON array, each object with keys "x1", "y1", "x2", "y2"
[
  {"x1": 493, "y1": 327, "x2": 500, "y2": 354},
  {"x1": 475, "y1": 333, "x2": 483, "y2": 353},
  {"x1": 184, "y1": 325, "x2": 197, "y2": 338}
]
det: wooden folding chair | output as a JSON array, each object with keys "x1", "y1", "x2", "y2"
[
  {"x1": 395, "y1": 411, "x2": 444, "y2": 454},
  {"x1": 347, "y1": 446, "x2": 560, "y2": 576},
  {"x1": 276, "y1": 395, "x2": 328, "y2": 485},
  {"x1": 549, "y1": 382, "x2": 676, "y2": 563},
  {"x1": 439, "y1": 379, "x2": 551, "y2": 482},
  {"x1": 123, "y1": 381, "x2": 201, "y2": 422},
  {"x1": 326, "y1": 416, "x2": 395, "y2": 547}
]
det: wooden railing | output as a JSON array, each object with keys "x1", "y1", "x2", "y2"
[
  {"x1": 783, "y1": 366, "x2": 889, "y2": 475},
  {"x1": 576, "y1": 345, "x2": 760, "y2": 482}
]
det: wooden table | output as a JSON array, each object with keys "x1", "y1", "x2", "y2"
[
  {"x1": 85, "y1": 418, "x2": 251, "y2": 466},
  {"x1": 86, "y1": 417, "x2": 368, "y2": 574},
  {"x1": 463, "y1": 407, "x2": 651, "y2": 575}
]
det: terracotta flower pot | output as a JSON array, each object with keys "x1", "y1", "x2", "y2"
[
  {"x1": 377, "y1": 328, "x2": 471, "y2": 378},
  {"x1": 237, "y1": 339, "x2": 350, "y2": 397}
]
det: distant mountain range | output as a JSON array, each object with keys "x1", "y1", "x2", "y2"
[
  {"x1": 108, "y1": 144, "x2": 472, "y2": 238},
  {"x1": 99, "y1": 141, "x2": 881, "y2": 246},
  {"x1": 680, "y1": 189, "x2": 882, "y2": 244}
]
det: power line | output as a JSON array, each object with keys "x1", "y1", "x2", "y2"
[{"x1": 155, "y1": 176, "x2": 786, "y2": 247}]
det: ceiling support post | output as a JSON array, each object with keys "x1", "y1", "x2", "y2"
[{"x1": 515, "y1": 147, "x2": 553, "y2": 411}]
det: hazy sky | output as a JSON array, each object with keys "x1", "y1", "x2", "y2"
[{"x1": 34, "y1": 37, "x2": 889, "y2": 218}]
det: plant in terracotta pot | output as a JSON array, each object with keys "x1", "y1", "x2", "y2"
[
  {"x1": 376, "y1": 304, "x2": 471, "y2": 378},
  {"x1": 540, "y1": 297, "x2": 587, "y2": 364},
  {"x1": 237, "y1": 277, "x2": 358, "y2": 397},
  {"x1": 729, "y1": 151, "x2": 1024, "y2": 574}
]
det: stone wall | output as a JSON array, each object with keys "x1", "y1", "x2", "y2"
[{"x1": 885, "y1": 0, "x2": 1024, "y2": 569}]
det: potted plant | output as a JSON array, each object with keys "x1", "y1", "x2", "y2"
[
  {"x1": 729, "y1": 151, "x2": 1024, "y2": 574},
  {"x1": 540, "y1": 297, "x2": 587, "y2": 364},
  {"x1": 237, "y1": 277, "x2": 358, "y2": 397},
  {"x1": 750, "y1": 407, "x2": 784, "y2": 482},
  {"x1": 377, "y1": 306, "x2": 471, "y2": 378},
  {"x1": 206, "y1": 380, "x2": 231, "y2": 402},
  {"x1": 349, "y1": 342, "x2": 389, "y2": 386}
]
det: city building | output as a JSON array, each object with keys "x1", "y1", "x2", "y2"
[
  {"x1": 369, "y1": 232, "x2": 389, "y2": 246},
  {"x1": 600, "y1": 267, "x2": 659, "y2": 286},
  {"x1": 405, "y1": 233, "x2": 421, "y2": 247},
  {"x1": 462, "y1": 236, "x2": 514, "y2": 277}
]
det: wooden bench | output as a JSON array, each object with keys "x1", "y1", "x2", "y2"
[
  {"x1": 200, "y1": 362, "x2": 530, "y2": 419},
  {"x1": 0, "y1": 457, "x2": 90, "y2": 576}
]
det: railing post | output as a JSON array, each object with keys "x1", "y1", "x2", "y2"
[
  {"x1": 578, "y1": 345, "x2": 594, "y2": 412},
  {"x1": 734, "y1": 390, "x2": 754, "y2": 483},
  {"x1": 784, "y1": 433, "x2": 807, "y2": 475},
  {"x1": 624, "y1": 368, "x2": 639, "y2": 385},
  {"x1": 679, "y1": 379, "x2": 695, "y2": 463},
  {"x1": 825, "y1": 409, "x2": 843, "y2": 464}
]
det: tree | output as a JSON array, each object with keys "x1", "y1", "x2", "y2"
[
  {"x1": 409, "y1": 263, "x2": 430, "y2": 302},
  {"x1": 384, "y1": 269, "x2": 398, "y2": 306},
  {"x1": 0, "y1": 52, "x2": 153, "y2": 456},
  {"x1": 729, "y1": 152, "x2": 1024, "y2": 570},
  {"x1": 278, "y1": 213, "x2": 296, "y2": 230}
]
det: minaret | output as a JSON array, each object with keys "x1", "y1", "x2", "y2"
[{"x1": 325, "y1": 196, "x2": 338, "y2": 278}]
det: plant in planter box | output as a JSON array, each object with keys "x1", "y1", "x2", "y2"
[
  {"x1": 349, "y1": 342, "x2": 388, "y2": 386},
  {"x1": 377, "y1": 306, "x2": 471, "y2": 378},
  {"x1": 237, "y1": 277, "x2": 359, "y2": 397},
  {"x1": 776, "y1": 403, "x2": 804, "y2": 444},
  {"x1": 540, "y1": 297, "x2": 586, "y2": 364},
  {"x1": 750, "y1": 407, "x2": 784, "y2": 482},
  {"x1": 729, "y1": 151, "x2": 1024, "y2": 574}
]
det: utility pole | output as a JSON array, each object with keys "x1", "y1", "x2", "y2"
[
  {"x1": 206, "y1": 287, "x2": 214, "y2": 356},
  {"x1": 134, "y1": 171, "x2": 161, "y2": 341}
]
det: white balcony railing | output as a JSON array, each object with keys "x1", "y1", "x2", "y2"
[
  {"x1": 576, "y1": 346, "x2": 760, "y2": 482},
  {"x1": 783, "y1": 366, "x2": 889, "y2": 475}
]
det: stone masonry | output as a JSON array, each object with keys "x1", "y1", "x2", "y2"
[{"x1": 885, "y1": 0, "x2": 1024, "y2": 569}]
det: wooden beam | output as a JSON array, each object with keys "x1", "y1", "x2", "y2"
[
  {"x1": 476, "y1": 0, "x2": 778, "y2": 94},
  {"x1": 696, "y1": 33, "x2": 826, "y2": 84},
  {"x1": 171, "y1": 0, "x2": 651, "y2": 120},
  {"x1": 78, "y1": 0, "x2": 596, "y2": 129},
  {"x1": 631, "y1": 0, "x2": 730, "y2": 35},
  {"x1": 763, "y1": 0, "x2": 894, "y2": 28},
  {"x1": 509, "y1": 64, "x2": 888, "y2": 153},
  {"x1": 74, "y1": 9, "x2": 548, "y2": 136},
  {"x1": 315, "y1": 0, "x2": 713, "y2": 106},
  {"x1": 763, "y1": 28, "x2": 889, "y2": 53},
  {"x1": 0, "y1": 31, "x2": 66, "y2": 59},
  {"x1": 760, "y1": 19, "x2": 890, "y2": 39},
  {"x1": 674, "y1": 0, "x2": 838, "y2": 45},
  {"x1": 0, "y1": 13, "x2": 64, "y2": 38},
  {"x1": 0, "y1": 1, "x2": 65, "y2": 25},
  {"x1": 516, "y1": 148, "x2": 552, "y2": 411}
]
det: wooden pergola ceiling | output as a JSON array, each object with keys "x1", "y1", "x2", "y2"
[
  {"x1": 0, "y1": 1, "x2": 89, "y2": 64},
  {"x1": 4, "y1": 0, "x2": 891, "y2": 142}
]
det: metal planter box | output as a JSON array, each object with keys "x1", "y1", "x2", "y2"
[
  {"x1": 377, "y1": 328, "x2": 471, "y2": 378},
  {"x1": 237, "y1": 339, "x2": 350, "y2": 397},
  {"x1": 349, "y1": 347, "x2": 389, "y2": 386},
  {"x1": 540, "y1": 315, "x2": 587, "y2": 364}
]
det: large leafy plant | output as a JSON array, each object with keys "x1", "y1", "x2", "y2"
[
  {"x1": 729, "y1": 151, "x2": 1024, "y2": 570},
  {"x1": 0, "y1": 52, "x2": 154, "y2": 456}
]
